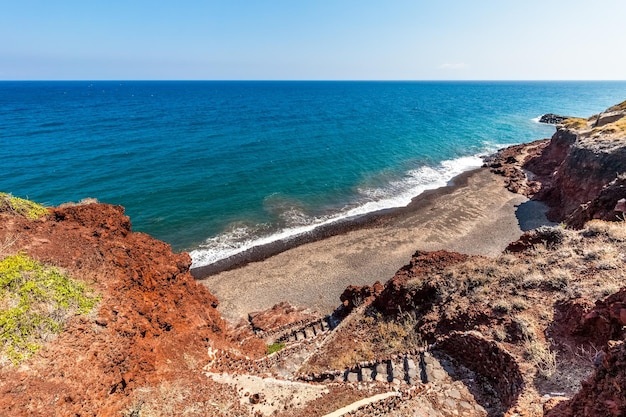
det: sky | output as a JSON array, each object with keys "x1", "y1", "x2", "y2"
[{"x1": 1, "y1": 0, "x2": 625, "y2": 80}]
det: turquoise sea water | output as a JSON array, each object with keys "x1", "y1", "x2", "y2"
[{"x1": 1, "y1": 81, "x2": 625, "y2": 267}]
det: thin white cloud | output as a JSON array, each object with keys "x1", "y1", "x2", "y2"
[{"x1": 439, "y1": 63, "x2": 469, "y2": 70}]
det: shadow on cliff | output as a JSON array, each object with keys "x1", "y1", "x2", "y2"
[{"x1": 515, "y1": 200, "x2": 558, "y2": 231}]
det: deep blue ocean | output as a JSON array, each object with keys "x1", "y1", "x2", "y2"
[{"x1": 1, "y1": 81, "x2": 625, "y2": 267}]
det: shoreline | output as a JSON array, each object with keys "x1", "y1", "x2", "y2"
[
  {"x1": 190, "y1": 167, "x2": 479, "y2": 279},
  {"x1": 198, "y1": 167, "x2": 552, "y2": 323}
]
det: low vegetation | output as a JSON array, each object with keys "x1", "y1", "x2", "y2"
[
  {"x1": 593, "y1": 115, "x2": 626, "y2": 136},
  {"x1": 561, "y1": 117, "x2": 588, "y2": 130},
  {"x1": 0, "y1": 193, "x2": 48, "y2": 220},
  {"x1": 606, "y1": 99, "x2": 626, "y2": 112},
  {"x1": 267, "y1": 341, "x2": 286, "y2": 355},
  {"x1": 301, "y1": 220, "x2": 626, "y2": 393},
  {"x1": 524, "y1": 336, "x2": 557, "y2": 379},
  {"x1": 0, "y1": 253, "x2": 100, "y2": 365}
]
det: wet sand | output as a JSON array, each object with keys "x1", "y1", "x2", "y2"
[{"x1": 198, "y1": 168, "x2": 548, "y2": 323}]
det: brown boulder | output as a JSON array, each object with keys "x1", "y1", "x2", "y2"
[{"x1": 248, "y1": 301, "x2": 320, "y2": 333}]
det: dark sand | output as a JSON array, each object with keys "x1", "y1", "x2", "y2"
[{"x1": 198, "y1": 168, "x2": 550, "y2": 323}]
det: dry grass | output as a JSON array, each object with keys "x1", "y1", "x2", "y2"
[
  {"x1": 328, "y1": 341, "x2": 375, "y2": 370},
  {"x1": 606, "y1": 100, "x2": 626, "y2": 112},
  {"x1": 524, "y1": 337, "x2": 557, "y2": 379},
  {"x1": 584, "y1": 219, "x2": 626, "y2": 241},
  {"x1": 372, "y1": 312, "x2": 422, "y2": 352},
  {"x1": 0, "y1": 234, "x2": 19, "y2": 259},
  {"x1": 561, "y1": 117, "x2": 589, "y2": 130},
  {"x1": 592, "y1": 115, "x2": 626, "y2": 136},
  {"x1": 127, "y1": 382, "x2": 205, "y2": 417},
  {"x1": 57, "y1": 198, "x2": 99, "y2": 208}
]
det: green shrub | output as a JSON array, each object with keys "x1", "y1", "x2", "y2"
[
  {"x1": 0, "y1": 253, "x2": 100, "y2": 365},
  {"x1": 0, "y1": 193, "x2": 48, "y2": 220},
  {"x1": 267, "y1": 342, "x2": 286, "y2": 355}
]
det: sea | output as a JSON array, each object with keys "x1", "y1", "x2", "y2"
[{"x1": 2, "y1": 81, "x2": 625, "y2": 269}]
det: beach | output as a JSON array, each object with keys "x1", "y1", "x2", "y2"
[{"x1": 198, "y1": 168, "x2": 551, "y2": 323}]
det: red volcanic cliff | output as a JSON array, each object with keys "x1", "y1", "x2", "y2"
[
  {"x1": 0, "y1": 203, "x2": 263, "y2": 416},
  {"x1": 486, "y1": 100, "x2": 626, "y2": 228}
]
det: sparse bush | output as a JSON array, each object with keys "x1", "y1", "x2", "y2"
[
  {"x1": 267, "y1": 342, "x2": 285, "y2": 355},
  {"x1": 599, "y1": 283, "x2": 620, "y2": 298},
  {"x1": 511, "y1": 297, "x2": 530, "y2": 311},
  {"x1": 524, "y1": 337, "x2": 557, "y2": 379},
  {"x1": 58, "y1": 197, "x2": 99, "y2": 208},
  {"x1": 492, "y1": 328, "x2": 507, "y2": 341},
  {"x1": 584, "y1": 220, "x2": 610, "y2": 237},
  {"x1": 596, "y1": 259, "x2": 617, "y2": 270},
  {"x1": 0, "y1": 193, "x2": 48, "y2": 220},
  {"x1": 555, "y1": 248, "x2": 574, "y2": 259},
  {"x1": 583, "y1": 220, "x2": 626, "y2": 242},
  {"x1": 604, "y1": 221, "x2": 626, "y2": 242},
  {"x1": 502, "y1": 264, "x2": 530, "y2": 286},
  {"x1": 0, "y1": 253, "x2": 100, "y2": 365},
  {"x1": 511, "y1": 317, "x2": 535, "y2": 341},
  {"x1": 522, "y1": 272, "x2": 544, "y2": 289},
  {"x1": 533, "y1": 226, "x2": 565, "y2": 248},
  {"x1": 498, "y1": 253, "x2": 518, "y2": 266},
  {"x1": 374, "y1": 312, "x2": 422, "y2": 352},
  {"x1": 492, "y1": 300, "x2": 511, "y2": 313},
  {"x1": 546, "y1": 269, "x2": 570, "y2": 290}
]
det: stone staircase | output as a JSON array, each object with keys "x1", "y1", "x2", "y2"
[
  {"x1": 254, "y1": 315, "x2": 343, "y2": 379},
  {"x1": 299, "y1": 349, "x2": 450, "y2": 387},
  {"x1": 276, "y1": 316, "x2": 336, "y2": 343},
  {"x1": 254, "y1": 315, "x2": 337, "y2": 345}
]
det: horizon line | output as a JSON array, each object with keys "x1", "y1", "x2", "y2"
[{"x1": 2, "y1": 79, "x2": 626, "y2": 83}]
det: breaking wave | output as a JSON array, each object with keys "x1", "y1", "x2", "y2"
[{"x1": 190, "y1": 153, "x2": 486, "y2": 268}]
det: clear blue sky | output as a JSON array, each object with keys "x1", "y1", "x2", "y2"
[{"x1": 2, "y1": 0, "x2": 625, "y2": 80}]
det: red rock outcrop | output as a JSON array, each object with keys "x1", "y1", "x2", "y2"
[
  {"x1": 372, "y1": 250, "x2": 470, "y2": 317},
  {"x1": 484, "y1": 139, "x2": 549, "y2": 196},
  {"x1": 0, "y1": 203, "x2": 264, "y2": 416},
  {"x1": 248, "y1": 301, "x2": 320, "y2": 333},
  {"x1": 566, "y1": 175, "x2": 626, "y2": 228},
  {"x1": 339, "y1": 281, "x2": 384, "y2": 313},
  {"x1": 488, "y1": 100, "x2": 626, "y2": 227},
  {"x1": 576, "y1": 288, "x2": 626, "y2": 345}
]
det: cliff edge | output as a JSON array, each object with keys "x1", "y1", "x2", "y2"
[
  {"x1": 0, "y1": 200, "x2": 264, "y2": 416},
  {"x1": 486, "y1": 100, "x2": 626, "y2": 228}
]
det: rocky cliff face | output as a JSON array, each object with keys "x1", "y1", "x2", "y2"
[
  {"x1": 0, "y1": 202, "x2": 264, "y2": 416},
  {"x1": 486, "y1": 100, "x2": 626, "y2": 227},
  {"x1": 483, "y1": 100, "x2": 626, "y2": 416}
]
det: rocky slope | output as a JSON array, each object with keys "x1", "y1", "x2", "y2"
[
  {"x1": 485, "y1": 100, "x2": 626, "y2": 227},
  {"x1": 0, "y1": 201, "x2": 265, "y2": 416},
  {"x1": 297, "y1": 221, "x2": 626, "y2": 416}
]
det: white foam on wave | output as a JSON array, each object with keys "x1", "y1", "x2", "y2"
[
  {"x1": 189, "y1": 154, "x2": 485, "y2": 268},
  {"x1": 531, "y1": 116, "x2": 541, "y2": 123}
]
